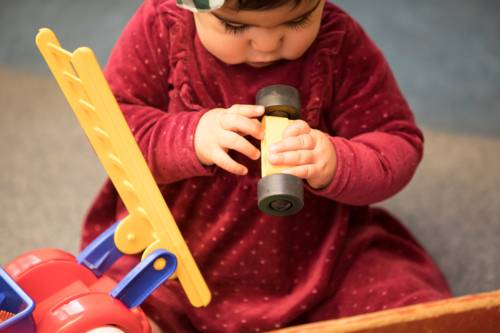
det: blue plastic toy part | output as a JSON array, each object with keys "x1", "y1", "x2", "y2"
[
  {"x1": 77, "y1": 221, "x2": 178, "y2": 309},
  {"x1": 77, "y1": 221, "x2": 124, "y2": 277},
  {"x1": 110, "y1": 249, "x2": 177, "y2": 309},
  {"x1": 0, "y1": 268, "x2": 35, "y2": 333}
]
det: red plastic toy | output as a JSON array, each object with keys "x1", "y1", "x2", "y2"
[{"x1": 0, "y1": 223, "x2": 177, "y2": 333}]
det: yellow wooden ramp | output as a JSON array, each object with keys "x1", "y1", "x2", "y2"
[{"x1": 35, "y1": 28, "x2": 210, "y2": 308}]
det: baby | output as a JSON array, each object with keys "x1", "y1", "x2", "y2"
[{"x1": 81, "y1": 0, "x2": 451, "y2": 332}]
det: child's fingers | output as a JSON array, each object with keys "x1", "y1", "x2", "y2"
[
  {"x1": 220, "y1": 131, "x2": 261, "y2": 160},
  {"x1": 212, "y1": 148, "x2": 248, "y2": 175},
  {"x1": 269, "y1": 134, "x2": 315, "y2": 153},
  {"x1": 228, "y1": 104, "x2": 265, "y2": 118},
  {"x1": 268, "y1": 149, "x2": 314, "y2": 166},
  {"x1": 282, "y1": 164, "x2": 315, "y2": 180},
  {"x1": 219, "y1": 113, "x2": 263, "y2": 140},
  {"x1": 282, "y1": 119, "x2": 310, "y2": 138}
]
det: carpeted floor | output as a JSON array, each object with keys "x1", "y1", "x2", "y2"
[{"x1": 0, "y1": 0, "x2": 499, "y2": 299}]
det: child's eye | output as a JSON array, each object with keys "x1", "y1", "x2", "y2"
[
  {"x1": 221, "y1": 21, "x2": 249, "y2": 35},
  {"x1": 217, "y1": 12, "x2": 312, "y2": 35},
  {"x1": 285, "y1": 14, "x2": 312, "y2": 30}
]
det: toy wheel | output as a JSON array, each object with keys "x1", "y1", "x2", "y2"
[
  {"x1": 257, "y1": 173, "x2": 303, "y2": 216},
  {"x1": 256, "y1": 85, "x2": 301, "y2": 119},
  {"x1": 36, "y1": 294, "x2": 149, "y2": 333}
]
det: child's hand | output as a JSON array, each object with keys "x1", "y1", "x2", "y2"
[
  {"x1": 195, "y1": 105, "x2": 265, "y2": 175},
  {"x1": 268, "y1": 120, "x2": 337, "y2": 189}
]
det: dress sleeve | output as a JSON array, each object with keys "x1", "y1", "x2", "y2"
[
  {"x1": 104, "y1": 0, "x2": 212, "y2": 185},
  {"x1": 309, "y1": 17, "x2": 424, "y2": 205}
]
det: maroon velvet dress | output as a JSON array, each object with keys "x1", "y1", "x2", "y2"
[{"x1": 81, "y1": 0, "x2": 451, "y2": 331}]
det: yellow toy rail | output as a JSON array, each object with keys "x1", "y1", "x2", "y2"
[{"x1": 35, "y1": 28, "x2": 210, "y2": 307}]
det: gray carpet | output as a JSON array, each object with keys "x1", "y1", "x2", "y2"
[{"x1": 0, "y1": 0, "x2": 499, "y2": 299}]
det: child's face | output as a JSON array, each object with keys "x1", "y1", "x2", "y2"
[{"x1": 193, "y1": 0, "x2": 325, "y2": 68}]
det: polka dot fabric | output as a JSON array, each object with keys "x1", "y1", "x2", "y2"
[{"x1": 81, "y1": 0, "x2": 451, "y2": 332}]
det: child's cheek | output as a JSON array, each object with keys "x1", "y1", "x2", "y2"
[{"x1": 202, "y1": 32, "x2": 247, "y2": 64}]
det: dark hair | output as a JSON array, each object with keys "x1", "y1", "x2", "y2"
[{"x1": 226, "y1": 0, "x2": 309, "y2": 11}]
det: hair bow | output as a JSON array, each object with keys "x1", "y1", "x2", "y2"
[{"x1": 176, "y1": 0, "x2": 225, "y2": 12}]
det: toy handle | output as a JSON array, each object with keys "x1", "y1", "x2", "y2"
[
  {"x1": 77, "y1": 222, "x2": 124, "y2": 277},
  {"x1": 110, "y1": 249, "x2": 177, "y2": 309}
]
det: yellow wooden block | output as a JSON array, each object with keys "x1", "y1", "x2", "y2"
[
  {"x1": 35, "y1": 28, "x2": 210, "y2": 307},
  {"x1": 261, "y1": 115, "x2": 292, "y2": 177}
]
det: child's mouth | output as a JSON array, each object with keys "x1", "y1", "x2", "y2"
[{"x1": 247, "y1": 60, "x2": 276, "y2": 68}]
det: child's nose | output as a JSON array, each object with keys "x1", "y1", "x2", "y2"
[{"x1": 250, "y1": 28, "x2": 283, "y2": 54}]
